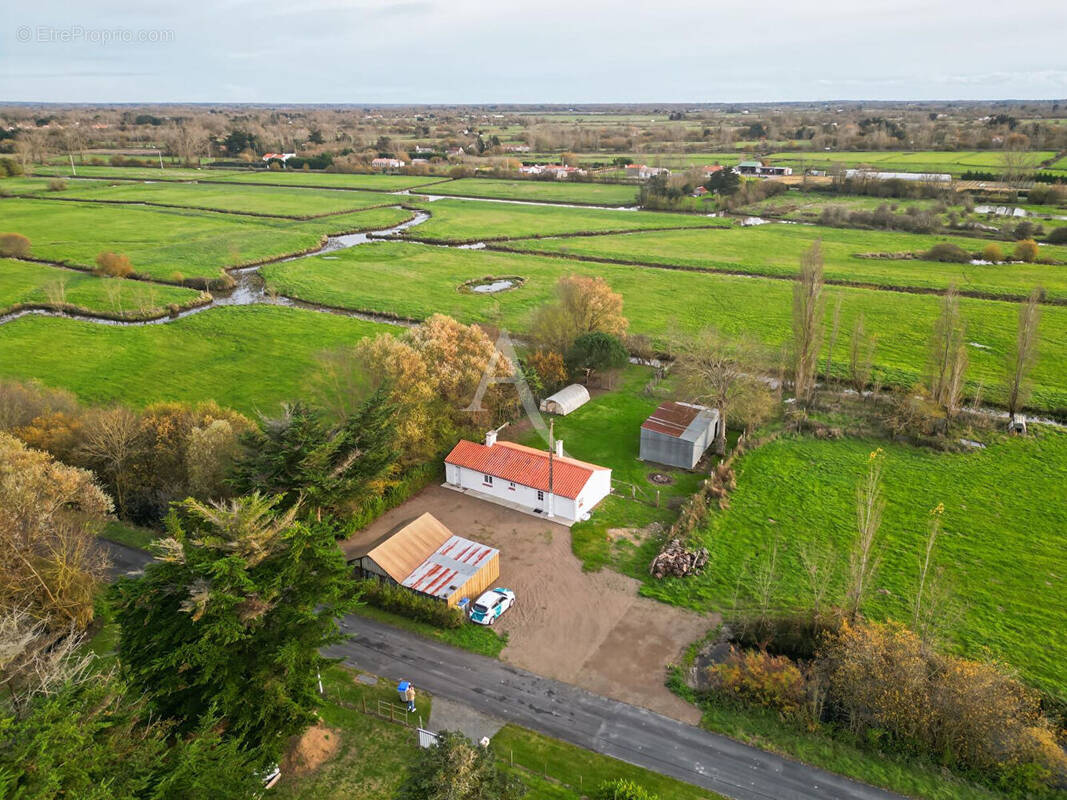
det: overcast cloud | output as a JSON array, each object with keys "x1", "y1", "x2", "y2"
[{"x1": 2, "y1": 0, "x2": 1066, "y2": 103}]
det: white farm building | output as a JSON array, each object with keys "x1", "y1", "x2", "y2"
[
  {"x1": 539, "y1": 384, "x2": 590, "y2": 416},
  {"x1": 444, "y1": 431, "x2": 611, "y2": 524}
]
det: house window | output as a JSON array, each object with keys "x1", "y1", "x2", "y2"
[
  {"x1": 536, "y1": 490, "x2": 544, "y2": 501},
  {"x1": 483, "y1": 474, "x2": 493, "y2": 486},
  {"x1": 508, "y1": 481, "x2": 516, "y2": 491}
]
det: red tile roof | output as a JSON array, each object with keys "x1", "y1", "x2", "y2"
[
  {"x1": 642, "y1": 401, "x2": 703, "y2": 438},
  {"x1": 445, "y1": 440, "x2": 606, "y2": 499}
]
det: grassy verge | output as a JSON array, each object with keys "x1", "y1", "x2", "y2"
[
  {"x1": 349, "y1": 605, "x2": 507, "y2": 659},
  {"x1": 491, "y1": 725, "x2": 723, "y2": 800},
  {"x1": 100, "y1": 520, "x2": 160, "y2": 550}
]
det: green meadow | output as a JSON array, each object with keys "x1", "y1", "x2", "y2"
[
  {"x1": 640, "y1": 431, "x2": 1067, "y2": 703},
  {"x1": 502, "y1": 224, "x2": 1067, "y2": 300},
  {"x1": 11, "y1": 179, "x2": 404, "y2": 218},
  {"x1": 427, "y1": 177, "x2": 639, "y2": 205},
  {"x1": 33, "y1": 165, "x2": 245, "y2": 181},
  {"x1": 405, "y1": 197, "x2": 726, "y2": 241},
  {"x1": 0, "y1": 305, "x2": 394, "y2": 412},
  {"x1": 0, "y1": 258, "x2": 202, "y2": 316},
  {"x1": 0, "y1": 197, "x2": 412, "y2": 281},
  {"x1": 261, "y1": 241, "x2": 1067, "y2": 412},
  {"x1": 767, "y1": 149, "x2": 1059, "y2": 175},
  {"x1": 200, "y1": 170, "x2": 447, "y2": 191}
]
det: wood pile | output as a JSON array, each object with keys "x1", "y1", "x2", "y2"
[{"x1": 648, "y1": 539, "x2": 709, "y2": 579}]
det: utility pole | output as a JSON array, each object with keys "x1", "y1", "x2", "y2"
[
  {"x1": 68, "y1": 153, "x2": 76, "y2": 177},
  {"x1": 547, "y1": 419, "x2": 555, "y2": 519}
]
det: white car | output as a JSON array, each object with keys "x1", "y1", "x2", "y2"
[{"x1": 468, "y1": 588, "x2": 515, "y2": 625}]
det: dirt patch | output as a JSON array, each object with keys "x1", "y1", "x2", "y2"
[
  {"x1": 282, "y1": 721, "x2": 341, "y2": 777},
  {"x1": 606, "y1": 521, "x2": 662, "y2": 545},
  {"x1": 351, "y1": 485, "x2": 715, "y2": 724},
  {"x1": 647, "y1": 471, "x2": 674, "y2": 485}
]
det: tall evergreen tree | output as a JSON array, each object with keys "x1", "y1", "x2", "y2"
[{"x1": 112, "y1": 494, "x2": 357, "y2": 758}]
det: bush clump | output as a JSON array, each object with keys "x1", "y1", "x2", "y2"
[
  {"x1": 1013, "y1": 239, "x2": 1039, "y2": 263},
  {"x1": 1046, "y1": 227, "x2": 1067, "y2": 245},
  {"x1": 47, "y1": 178, "x2": 67, "y2": 192},
  {"x1": 0, "y1": 232, "x2": 31, "y2": 258},
  {"x1": 708, "y1": 647, "x2": 808, "y2": 720},
  {"x1": 357, "y1": 577, "x2": 464, "y2": 629},
  {"x1": 592, "y1": 779, "x2": 660, "y2": 800},
  {"x1": 922, "y1": 242, "x2": 971, "y2": 263},
  {"x1": 981, "y1": 243, "x2": 1003, "y2": 262},
  {"x1": 94, "y1": 251, "x2": 134, "y2": 277}
]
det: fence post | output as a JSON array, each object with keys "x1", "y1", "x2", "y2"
[{"x1": 362, "y1": 697, "x2": 367, "y2": 715}]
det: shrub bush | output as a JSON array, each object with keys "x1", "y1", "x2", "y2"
[
  {"x1": 1013, "y1": 239, "x2": 1039, "y2": 263},
  {"x1": 592, "y1": 779, "x2": 660, "y2": 800},
  {"x1": 980, "y1": 243, "x2": 1003, "y2": 262},
  {"x1": 707, "y1": 647, "x2": 808, "y2": 721},
  {"x1": 0, "y1": 232, "x2": 31, "y2": 258},
  {"x1": 94, "y1": 251, "x2": 134, "y2": 278},
  {"x1": 1046, "y1": 227, "x2": 1067, "y2": 245},
  {"x1": 356, "y1": 577, "x2": 465, "y2": 629},
  {"x1": 47, "y1": 178, "x2": 67, "y2": 192},
  {"x1": 922, "y1": 242, "x2": 971, "y2": 263}
]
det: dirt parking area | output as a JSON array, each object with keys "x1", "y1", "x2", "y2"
[{"x1": 351, "y1": 484, "x2": 712, "y2": 723}]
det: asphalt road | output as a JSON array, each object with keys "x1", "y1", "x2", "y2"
[
  {"x1": 327, "y1": 615, "x2": 905, "y2": 800},
  {"x1": 100, "y1": 539, "x2": 154, "y2": 578}
]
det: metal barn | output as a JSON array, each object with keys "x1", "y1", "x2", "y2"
[
  {"x1": 539, "y1": 384, "x2": 590, "y2": 416},
  {"x1": 343, "y1": 512, "x2": 499, "y2": 607},
  {"x1": 639, "y1": 401, "x2": 720, "y2": 469}
]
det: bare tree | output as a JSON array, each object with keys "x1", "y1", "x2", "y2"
[
  {"x1": 792, "y1": 241, "x2": 825, "y2": 405},
  {"x1": 674, "y1": 327, "x2": 773, "y2": 456},
  {"x1": 912, "y1": 503, "x2": 955, "y2": 649},
  {"x1": 848, "y1": 313, "x2": 876, "y2": 395},
  {"x1": 846, "y1": 448, "x2": 885, "y2": 620},
  {"x1": 77, "y1": 406, "x2": 147, "y2": 516},
  {"x1": 928, "y1": 286, "x2": 968, "y2": 419},
  {"x1": 799, "y1": 542, "x2": 837, "y2": 622},
  {"x1": 1005, "y1": 287, "x2": 1041, "y2": 426}
]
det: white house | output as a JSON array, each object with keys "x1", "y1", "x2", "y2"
[
  {"x1": 625, "y1": 164, "x2": 670, "y2": 180},
  {"x1": 444, "y1": 431, "x2": 611, "y2": 524},
  {"x1": 371, "y1": 157, "x2": 405, "y2": 170}
]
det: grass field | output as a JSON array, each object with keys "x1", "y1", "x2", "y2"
[
  {"x1": 404, "y1": 198, "x2": 726, "y2": 241},
  {"x1": 11, "y1": 179, "x2": 404, "y2": 218},
  {"x1": 200, "y1": 170, "x2": 447, "y2": 191},
  {"x1": 0, "y1": 258, "x2": 203, "y2": 316},
  {"x1": 513, "y1": 366, "x2": 706, "y2": 571},
  {"x1": 0, "y1": 305, "x2": 395, "y2": 412},
  {"x1": 642, "y1": 431, "x2": 1067, "y2": 702},
  {"x1": 427, "y1": 177, "x2": 639, "y2": 206},
  {"x1": 0, "y1": 197, "x2": 412, "y2": 281},
  {"x1": 502, "y1": 224, "x2": 1067, "y2": 300},
  {"x1": 261, "y1": 240, "x2": 1067, "y2": 413},
  {"x1": 767, "y1": 150, "x2": 1060, "y2": 176},
  {"x1": 33, "y1": 165, "x2": 245, "y2": 181}
]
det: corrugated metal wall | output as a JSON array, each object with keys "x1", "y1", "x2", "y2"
[
  {"x1": 639, "y1": 428, "x2": 698, "y2": 469},
  {"x1": 450, "y1": 552, "x2": 500, "y2": 607}
]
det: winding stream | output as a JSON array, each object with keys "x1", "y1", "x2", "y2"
[{"x1": 0, "y1": 208, "x2": 430, "y2": 328}]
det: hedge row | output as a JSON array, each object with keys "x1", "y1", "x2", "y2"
[{"x1": 356, "y1": 578, "x2": 465, "y2": 629}]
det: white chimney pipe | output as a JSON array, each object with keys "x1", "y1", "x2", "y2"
[
  {"x1": 485, "y1": 430, "x2": 497, "y2": 447},
  {"x1": 555, "y1": 439, "x2": 563, "y2": 457}
]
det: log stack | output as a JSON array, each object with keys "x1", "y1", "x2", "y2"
[{"x1": 648, "y1": 539, "x2": 709, "y2": 579}]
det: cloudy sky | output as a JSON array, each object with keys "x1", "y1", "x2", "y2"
[{"x1": 3, "y1": 0, "x2": 1066, "y2": 103}]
